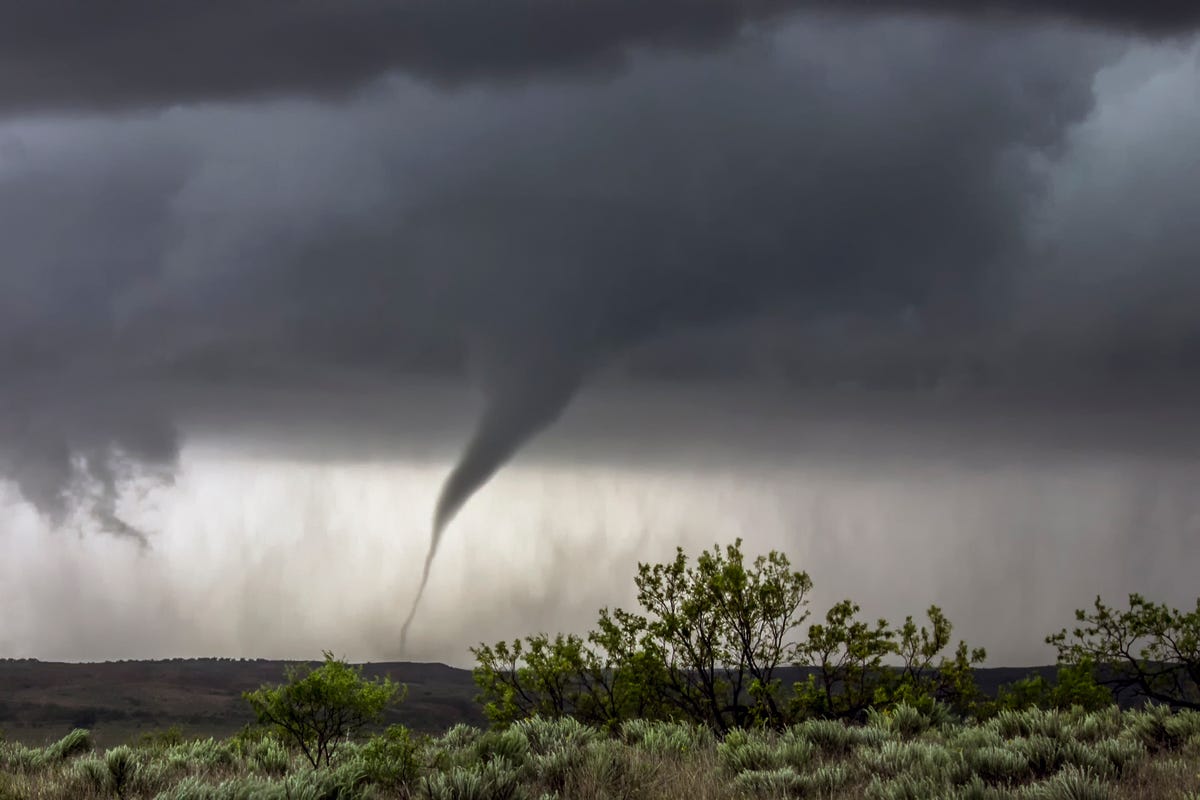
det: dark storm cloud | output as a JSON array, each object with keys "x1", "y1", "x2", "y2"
[
  {"x1": 0, "y1": 0, "x2": 1197, "y2": 115},
  {"x1": 0, "y1": 10, "x2": 1197, "y2": 551}
]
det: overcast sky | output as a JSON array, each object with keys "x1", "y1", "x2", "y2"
[{"x1": 1, "y1": 2, "x2": 1198, "y2": 666}]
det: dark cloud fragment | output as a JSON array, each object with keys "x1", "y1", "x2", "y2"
[{"x1": 1, "y1": 0, "x2": 1197, "y2": 115}]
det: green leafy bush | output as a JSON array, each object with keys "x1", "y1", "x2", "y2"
[{"x1": 243, "y1": 651, "x2": 404, "y2": 768}]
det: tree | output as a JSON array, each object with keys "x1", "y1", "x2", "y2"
[
  {"x1": 632, "y1": 540, "x2": 813, "y2": 731},
  {"x1": 471, "y1": 634, "x2": 590, "y2": 725},
  {"x1": 791, "y1": 602, "x2": 985, "y2": 720},
  {"x1": 243, "y1": 652, "x2": 404, "y2": 768},
  {"x1": 473, "y1": 539, "x2": 812, "y2": 732},
  {"x1": 793, "y1": 600, "x2": 894, "y2": 720},
  {"x1": 471, "y1": 540, "x2": 984, "y2": 730},
  {"x1": 891, "y1": 606, "x2": 987, "y2": 714},
  {"x1": 1047, "y1": 593, "x2": 1200, "y2": 709}
]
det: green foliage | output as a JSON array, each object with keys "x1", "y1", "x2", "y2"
[
  {"x1": 1123, "y1": 703, "x2": 1200, "y2": 753},
  {"x1": 167, "y1": 738, "x2": 238, "y2": 772},
  {"x1": 717, "y1": 728, "x2": 785, "y2": 774},
  {"x1": 471, "y1": 634, "x2": 592, "y2": 726},
  {"x1": 42, "y1": 728, "x2": 94, "y2": 763},
  {"x1": 619, "y1": 718, "x2": 711, "y2": 756},
  {"x1": 1019, "y1": 764, "x2": 1113, "y2": 800},
  {"x1": 730, "y1": 767, "x2": 807, "y2": 797},
  {"x1": 1047, "y1": 593, "x2": 1200, "y2": 710},
  {"x1": 964, "y1": 744, "x2": 1029, "y2": 785},
  {"x1": 10, "y1": 702, "x2": 1200, "y2": 800},
  {"x1": 419, "y1": 757, "x2": 528, "y2": 800},
  {"x1": 865, "y1": 772, "x2": 950, "y2": 800},
  {"x1": 359, "y1": 724, "x2": 421, "y2": 790},
  {"x1": 473, "y1": 539, "x2": 814, "y2": 732},
  {"x1": 247, "y1": 734, "x2": 291, "y2": 777},
  {"x1": 106, "y1": 745, "x2": 140, "y2": 798},
  {"x1": 792, "y1": 717, "x2": 856, "y2": 756},
  {"x1": 792, "y1": 602, "x2": 986, "y2": 722},
  {"x1": 74, "y1": 756, "x2": 113, "y2": 794},
  {"x1": 988, "y1": 662, "x2": 1114, "y2": 716},
  {"x1": 243, "y1": 651, "x2": 404, "y2": 768},
  {"x1": 139, "y1": 726, "x2": 187, "y2": 751},
  {"x1": 866, "y1": 702, "x2": 942, "y2": 738}
]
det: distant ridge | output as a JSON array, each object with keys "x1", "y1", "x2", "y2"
[{"x1": 0, "y1": 659, "x2": 1063, "y2": 747}]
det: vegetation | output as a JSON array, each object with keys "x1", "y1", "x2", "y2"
[
  {"x1": 1047, "y1": 594, "x2": 1200, "y2": 710},
  {"x1": 243, "y1": 651, "x2": 404, "y2": 768},
  {"x1": 4, "y1": 539, "x2": 1200, "y2": 798},
  {"x1": 3, "y1": 705, "x2": 1200, "y2": 798},
  {"x1": 472, "y1": 539, "x2": 988, "y2": 731}
]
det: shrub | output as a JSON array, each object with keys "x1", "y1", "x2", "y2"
[
  {"x1": 858, "y1": 740, "x2": 969, "y2": 786},
  {"x1": 570, "y1": 737, "x2": 658, "y2": 798},
  {"x1": 866, "y1": 773, "x2": 949, "y2": 800},
  {"x1": 360, "y1": 724, "x2": 421, "y2": 791},
  {"x1": 243, "y1": 651, "x2": 404, "y2": 768},
  {"x1": 717, "y1": 729, "x2": 783, "y2": 774},
  {"x1": 1088, "y1": 736, "x2": 1145, "y2": 778},
  {"x1": 106, "y1": 745, "x2": 140, "y2": 799},
  {"x1": 804, "y1": 762, "x2": 852, "y2": 795},
  {"x1": 1063, "y1": 708, "x2": 1123, "y2": 744},
  {"x1": 1019, "y1": 765, "x2": 1112, "y2": 800},
  {"x1": 168, "y1": 738, "x2": 238, "y2": 771},
  {"x1": 139, "y1": 726, "x2": 187, "y2": 751},
  {"x1": 1011, "y1": 736, "x2": 1065, "y2": 780},
  {"x1": 514, "y1": 716, "x2": 597, "y2": 754},
  {"x1": 730, "y1": 767, "x2": 806, "y2": 798},
  {"x1": 419, "y1": 758, "x2": 528, "y2": 800},
  {"x1": 1123, "y1": 703, "x2": 1196, "y2": 752},
  {"x1": 620, "y1": 719, "x2": 710, "y2": 756},
  {"x1": 953, "y1": 775, "x2": 1015, "y2": 800},
  {"x1": 473, "y1": 727, "x2": 532, "y2": 771},
  {"x1": 965, "y1": 745, "x2": 1029, "y2": 785},
  {"x1": 249, "y1": 735, "x2": 291, "y2": 777},
  {"x1": 42, "y1": 728, "x2": 94, "y2": 764},
  {"x1": 791, "y1": 718, "x2": 854, "y2": 756},
  {"x1": 867, "y1": 703, "x2": 937, "y2": 738},
  {"x1": 74, "y1": 756, "x2": 113, "y2": 794}
]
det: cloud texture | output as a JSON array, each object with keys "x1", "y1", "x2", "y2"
[{"x1": 0, "y1": 6, "x2": 1197, "y2": 599}]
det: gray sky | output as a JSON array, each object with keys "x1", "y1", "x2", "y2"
[{"x1": 1, "y1": 3, "x2": 1198, "y2": 665}]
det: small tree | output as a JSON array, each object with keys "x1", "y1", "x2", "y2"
[
  {"x1": 891, "y1": 606, "x2": 987, "y2": 714},
  {"x1": 793, "y1": 600, "x2": 895, "y2": 720},
  {"x1": 623, "y1": 539, "x2": 813, "y2": 731},
  {"x1": 472, "y1": 634, "x2": 589, "y2": 725},
  {"x1": 1047, "y1": 594, "x2": 1200, "y2": 709},
  {"x1": 243, "y1": 652, "x2": 404, "y2": 768}
]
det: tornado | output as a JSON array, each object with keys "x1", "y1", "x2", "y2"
[{"x1": 399, "y1": 356, "x2": 583, "y2": 650}]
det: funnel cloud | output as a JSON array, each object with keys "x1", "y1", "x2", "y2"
[{"x1": 402, "y1": 346, "x2": 584, "y2": 647}]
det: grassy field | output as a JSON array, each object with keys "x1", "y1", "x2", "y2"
[{"x1": 3, "y1": 704, "x2": 1200, "y2": 799}]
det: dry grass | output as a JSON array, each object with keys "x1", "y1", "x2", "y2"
[{"x1": 3, "y1": 707, "x2": 1200, "y2": 799}]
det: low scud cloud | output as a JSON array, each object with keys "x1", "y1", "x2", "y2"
[{"x1": 1, "y1": 3, "x2": 1199, "y2": 655}]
